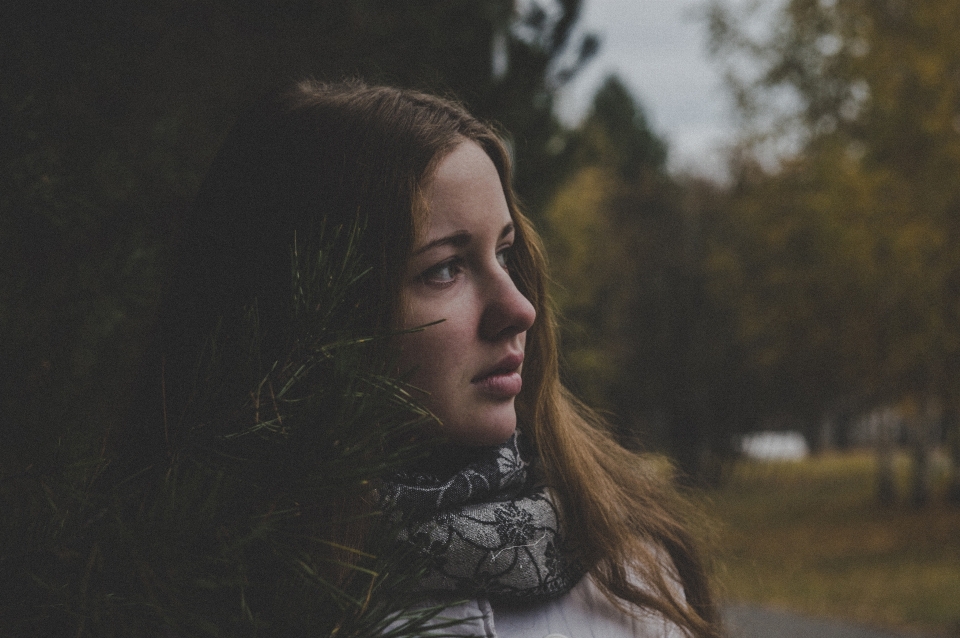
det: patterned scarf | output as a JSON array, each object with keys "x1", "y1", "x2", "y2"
[{"x1": 379, "y1": 433, "x2": 585, "y2": 603}]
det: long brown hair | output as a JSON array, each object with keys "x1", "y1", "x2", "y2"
[
  {"x1": 149, "y1": 79, "x2": 720, "y2": 637},
  {"x1": 426, "y1": 89, "x2": 722, "y2": 638}
]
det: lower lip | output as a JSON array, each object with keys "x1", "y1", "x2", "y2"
[{"x1": 473, "y1": 371, "x2": 522, "y2": 398}]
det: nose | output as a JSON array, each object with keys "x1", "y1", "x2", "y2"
[{"x1": 479, "y1": 266, "x2": 536, "y2": 342}]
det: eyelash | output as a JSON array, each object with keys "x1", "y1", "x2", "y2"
[{"x1": 419, "y1": 246, "x2": 514, "y2": 287}]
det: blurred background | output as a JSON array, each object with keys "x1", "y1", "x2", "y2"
[{"x1": 2, "y1": 0, "x2": 959, "y2": 634}]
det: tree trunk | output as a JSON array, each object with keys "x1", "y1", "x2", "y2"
[
  {"x1": 948, "y1": 445, "x2": 960, "y2": 505},
  {"x1": 946, "y1": 408, "x2": 960, "y2": 505},
  {"x1": 908, "y1": 398, "x2": 939, "y2": 508},
  {"x1": 876, "y1": 409, "x2": 896, "y2": 507},
  {"x1": 909, "y1": 439, "x2": 930, "y2": 507}
]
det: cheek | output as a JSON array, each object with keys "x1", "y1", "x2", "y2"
[
  {"x1": 398, "y1": 329, "x2": 439, "y2": 375},
  {"x1": 398, "y1": 320, "x2": 464, "y2": 379},
  {"x1": 397, "y1": 293, "x2": 474, "y2": 374}
]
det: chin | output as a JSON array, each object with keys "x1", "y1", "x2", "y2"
[
  {"x1": 473, "y1": 424, "x2": 517, "y2": 447},
  {"x1": 448, "y1": 411, "x2": 517, "y2": 446}
]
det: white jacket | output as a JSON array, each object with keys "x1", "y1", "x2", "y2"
[{"x1": 397, "y1": 574, "x2": 688, "y2": 638}]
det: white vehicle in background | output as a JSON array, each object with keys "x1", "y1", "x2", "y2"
[{"x1": 739, "y1": 431, "x2": 810, "y2": 461}]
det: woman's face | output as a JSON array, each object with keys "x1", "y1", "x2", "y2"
[{"x1": 398, "y1": 140, "x2": 536, "y2": 446}]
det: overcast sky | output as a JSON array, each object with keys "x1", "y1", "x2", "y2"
[{"x1": 555, "y1": 0, "x2": 736, "y2": 180}]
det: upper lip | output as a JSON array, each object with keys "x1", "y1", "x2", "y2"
[{"x1": 472, "y1": 352, "x2": 524, "y2": 382}]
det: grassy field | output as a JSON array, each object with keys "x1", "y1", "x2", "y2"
[{"x1": 704, "y1": 450, "x2": 960, "y2": 636}]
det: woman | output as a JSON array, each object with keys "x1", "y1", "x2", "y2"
[{"x1": 146, "y1": 79, "x2": 721, "y2": 637}]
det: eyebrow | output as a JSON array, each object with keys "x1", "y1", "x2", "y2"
[{"x1": 412, "y1": 222, "x2": 515, "y2": 256}]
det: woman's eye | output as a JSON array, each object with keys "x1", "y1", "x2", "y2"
[{"x1": 421, "y1": 259, "x2": 461, "y2": 285}]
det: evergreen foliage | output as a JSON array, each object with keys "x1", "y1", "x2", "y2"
[{"x1": 0, "y1": 220, "x2": 455, "y2": 636}]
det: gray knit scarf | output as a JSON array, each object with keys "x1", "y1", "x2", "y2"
[{"x1": 379, "y1": 433, "x2": 584, "y2": 603}]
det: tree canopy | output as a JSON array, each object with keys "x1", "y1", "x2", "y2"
[{"x1": 705, "y1": 0, "x2": 960, "y2": 444}]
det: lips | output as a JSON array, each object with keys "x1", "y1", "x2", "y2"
[{"x1": 472, "y1": 353, "x2": 524, "y2": 398}]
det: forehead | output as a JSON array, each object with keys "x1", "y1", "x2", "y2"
[{"x1": 418, "y1": 140, "x2": 511, "y2": 237}]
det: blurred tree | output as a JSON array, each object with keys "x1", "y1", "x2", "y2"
[
  {"x1": 704, "y1": 140, "x2": 884, "y2": 433},
  {"x1": 545, "y1": 76, "x2": 673, "y2": 429},
  {"x1": 544, "y1": 76, "x2": 742, "y2": 482},
  {"x1": 707, "y1": 0, "x2": 960, "y2": 501}
]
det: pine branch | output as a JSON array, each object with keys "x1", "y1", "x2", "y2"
[{"x1": 1, "y1": 219, "x2": 454, "y2": 637}]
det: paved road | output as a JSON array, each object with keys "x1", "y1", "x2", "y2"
[{"x1": 722, "y1": 603, "x2": 942, "y2": 638}]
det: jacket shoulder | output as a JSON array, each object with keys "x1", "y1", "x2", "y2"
[{"x1": 490, "y1": 573, "x2": 688, "y2": 638}]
